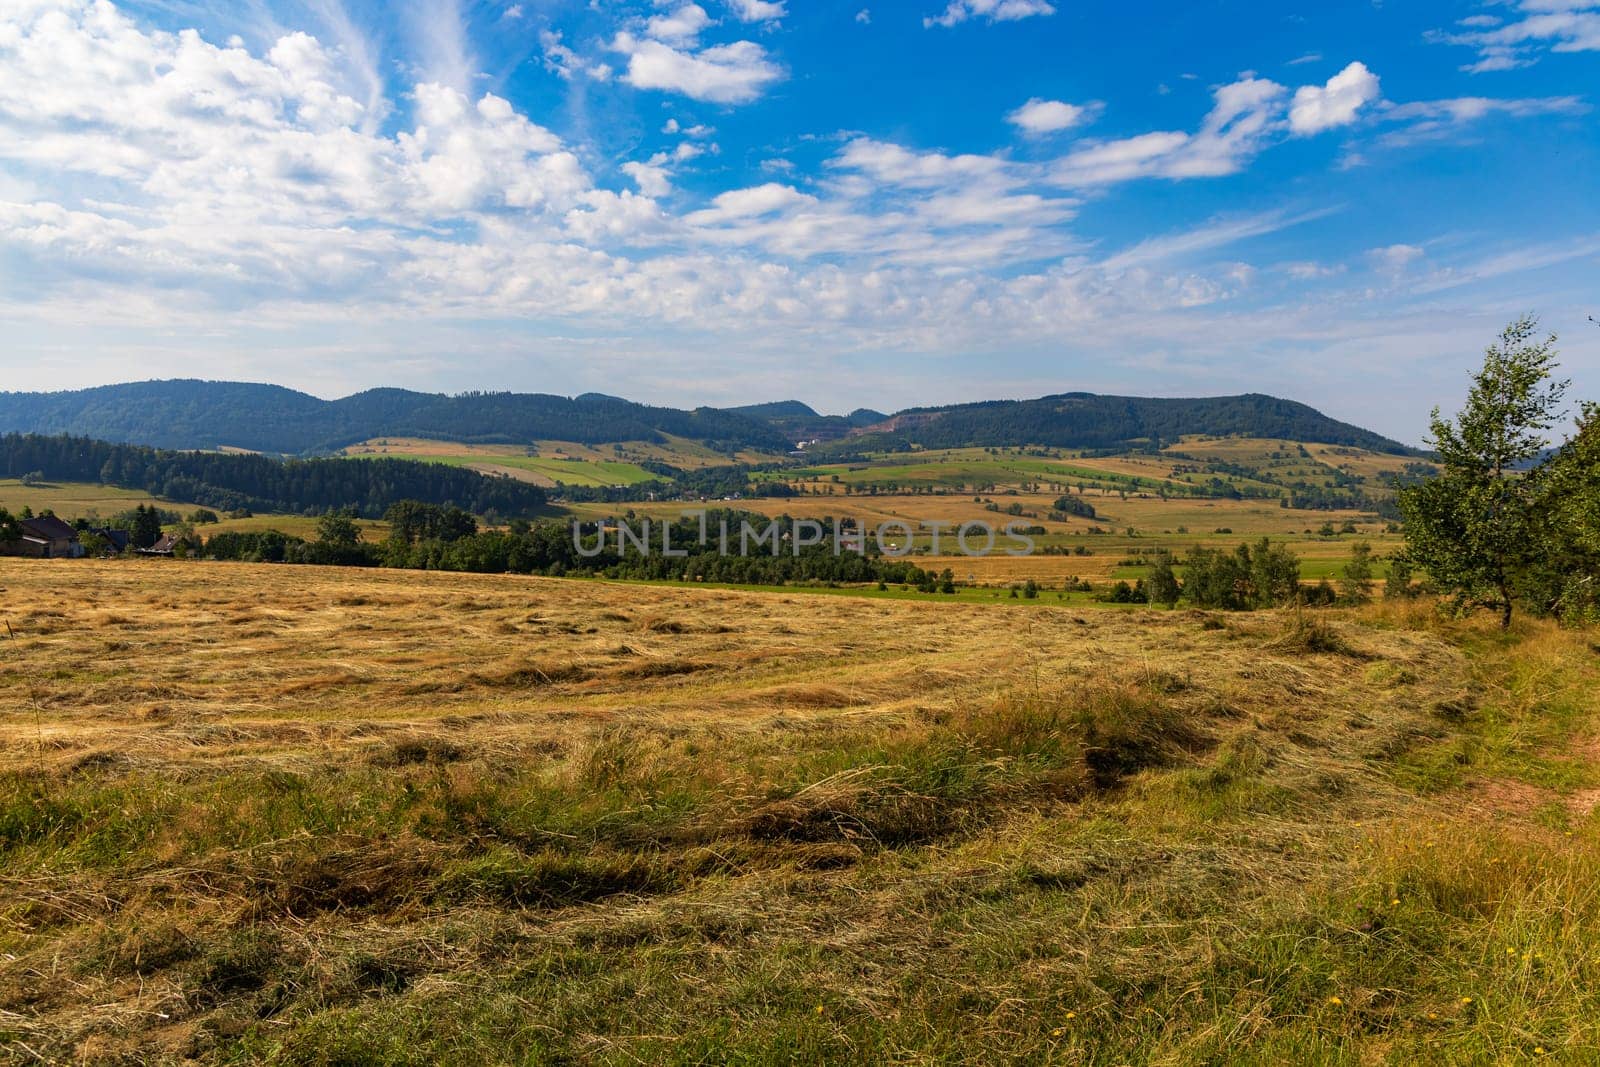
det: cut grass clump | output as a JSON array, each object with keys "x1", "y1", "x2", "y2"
[{"x1": 1270, "y1": 609, "x2": 1355, "y2": 655}]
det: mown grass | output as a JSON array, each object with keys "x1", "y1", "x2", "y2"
[{"x1": 1, "y1": 562, "x2": 1597, "y2": 1064}]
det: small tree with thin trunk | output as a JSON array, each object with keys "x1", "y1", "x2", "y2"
[
  {"x1": 1147, "y1": 551, "x2": 1181, "y2": 608},
  {"x1": 1339, "y1": 541, "x2": 1374, "y2": 604},
  {"x1": 1398, "y1": 317, "x2": 1567, "y2": 628}
]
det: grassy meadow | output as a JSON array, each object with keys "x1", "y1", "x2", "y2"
[
  {"x1": 339, "y1": 437, "x2": 779, "y2": 486},
  {"x1": 2, "y1": 558, "x2": 1598, "y2": 1063}
]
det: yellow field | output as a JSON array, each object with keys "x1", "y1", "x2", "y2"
[
  {"x1": 2, "y1": 558, "x2": 1598, "y2": 1063},
  {"x1": 560, "y1": 490, "x2": 1400, "y2": 584},
  {"x1": 0, "y1": 479, "x2": 174, "y2": 519}
]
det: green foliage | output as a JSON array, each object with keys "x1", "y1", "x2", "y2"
[
  {"x1": 383, "y1": 501, "x2": 478, "y2": 545},
  {"x1": 0, "y1": 506, "x2": 19, "y2": 544},
  {"x1": 1399, "y1": 318, "x2": 1568, "y2": 627},
  {"x1": 130, "y1": 503, "x2": 162, "y2": 550},
  {"x1": 1147, "y1": 551, "x2": 1181, "y2": 608},
  {"x1": 1385, "y1": 556, "x2": 1418, "y2": 600},
  {"x1": 1052, "y1": 494, "x2": 1097, "y2": 519},
  {"x1": 837, "y1": 392, "x2": 1415, "y2": 454},
  {"x1": 0, "y1": 380, "x2": 792, "y2": 453},
  {"x1": 1181, "y1": 538, "x2": 1303, "y2": 610},
  {"x1": 1340, "y1": 542, "x2": 1374, "y2": 604},
  {"x1": 316, "y1": 510, "x2": 361, "y2": 548},
  {"x1": 1527, "y1": 402, "x2": 1600, "y2": 623},
  {"x1": 0, "y1": 433, "x2": 546, "y2": 518}
]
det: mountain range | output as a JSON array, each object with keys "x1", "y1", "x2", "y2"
[{"x1": 0, "y1": 380, "x2": 1417, "y2": 457}]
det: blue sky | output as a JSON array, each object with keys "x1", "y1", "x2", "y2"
[{"x1": 0, "y1": 0, "x2": 1597, "y2": 442}]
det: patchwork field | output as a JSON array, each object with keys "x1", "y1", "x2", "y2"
[
  {"x1": 2, "y1": 559, "x2": 1598, "y2": 1063},
  {"x1": 340, "y1": 436, "x2": 782, "y2": 486}
]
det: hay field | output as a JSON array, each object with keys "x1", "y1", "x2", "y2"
[
  {"x1": 2, "y1": 559, "x2": 1598, "y2": 1064},
  {"x1": 0, "y1": 480, "x2": 176, "y2": 521}
]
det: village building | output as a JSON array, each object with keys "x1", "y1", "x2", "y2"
[
  {"x1": 137, "y1": 533, "x2": 180, "y2": 557},
  {"x1": 3, "y1": 515, "x2": 85, "y2": 558}
]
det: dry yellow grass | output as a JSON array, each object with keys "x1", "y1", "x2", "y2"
[
  {"x1": 3, "y1": 559, "x2": 1598, "y2": 1064},
  {"x1": 0, "y1": 557, "x2": 1346, "y2": 771}
]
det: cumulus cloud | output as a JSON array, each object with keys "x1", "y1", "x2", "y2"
[
  {"x1": 687, "y1": 182, "x2": 817, "y2": 223},
  {"x1": 646, "y1": 4, "x2": 713, "y2": 45},
  {"x1": 612, "y1": 32, "x2": 783, "y2": 103},
  {"x1": 924, "y1": 0, "x2": 1056, "y2": 30},
  {"x1": 1288, "y1": 61, "x2": 1381, "y2": 134},
  {"x1": 0, "y1": 0, "x2": 1593, "y2": 414},
  {"x1": 1006, "y1": 98, "x2": 1099, "y2": 134}
]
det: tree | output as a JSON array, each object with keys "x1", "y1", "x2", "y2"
[
  {"x1": 1147, "y1": 551, "x2": 1181, "y2": 608},
  {"x1": 1399, "y1": 317, "x2": 1567, "y2": 628},
  {"x1": 78, "y1": 530, "x2": 110, "y2": 557},
  {"x1": 131, "y1": 504, "x2": 162, "y2": 550},
  {"x1": 1527, "y1": 402, "x2": 1600, "y2": 621},
  {"x1": 317, "y1": 509, "x2": 361, "y2": 547},
  {"x1": 1339, "y1": 542, "x2": 1374, "y2": 604},
  {"x1": 0, "y1": 507, "x2": 19, "y2": 545},
  {"x1": 1384, "y1": 556, "x2": 1416, "y2": 600}
]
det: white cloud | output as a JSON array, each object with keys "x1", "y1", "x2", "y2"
[
  {"x1": 646, "y1": 4, "x2": 713, "y2": 45},
  {"x1": 1051, "y1": 131, "x2": 1191, "y2": 184},
  {"x1": 1369, "y1": 243, "x2": 1425, "y2": 275},
  {"x1": 1051, "y1": 75, "x2": 1291, "y2": 185},
  {"x1": 726, "y1": 0, "x2": 788, "y2": 23},
  {"x1": 622, "y1": 159, "x2": 674, "y2": 197},
  {"x1": 1101, "y1": 209, "x2": 1335, "y2": 272},
  {"x1": 1379, "y1": 93, "x2": 1587, "y2": 144},
  {"x1": 856, "y1": 9, "x2": 872, "y2": 24},
  {"x1": 612, "y1": 32, "x2": 783, "y2": 103},
  {"x1": 2, "y1": 0, "x2": 1595, "y2": 425},
  {"x1": 1434, "y1": 1, "x2": 1600, "y2": 73},
  {"x1": 924, "y1": 0, "x2": 1056, "y2": 29},
  {"x1": 1288, "y1": 61, "x2": 1380, "y2": 134},
  {"x1": 687, "y1": 182, "x2": 817, "y2": 223},
  {"x1": 540, "y1": 30, "x2": 612, "y2": 81},
  {"x1": 1282, "y1": 260, "x2": 1345, "y2": 279},
  {"x1": 408, "y1": 0, "x2": 474, "y2": 94},
  {"x1": 1006, "y1": 98, "x2": 1099, "y2": 134}
]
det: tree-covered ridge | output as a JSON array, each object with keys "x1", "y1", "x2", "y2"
[
  {"x1": 834, "y1": 393, "x2": 1416, "y2": 455},
  {"x1": 0, "y1": 379, "x2": 1412, "y2": 457},
  {"x1": 0, "y1": 434, "x2": 547, "y2": 518},
  {"x1": 0, "y1": 381, "x2": 792, "y2": 455}
]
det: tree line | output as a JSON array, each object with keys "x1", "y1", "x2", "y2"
[
  {"x1": 201, "y1": 504, "x2": 933, "y2": 587},
  {"x1": 0, "y1": 434, "x2": 547, "y2": 518}
]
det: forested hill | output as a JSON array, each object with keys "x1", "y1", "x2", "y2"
[
  {"x1": 0, "y1": 434, "x2": 547, "y2": 518},
  {"x1": 0, "y1": 380, "x2": 1415, "y2": 456},
  {"x1": 840, "y1": 393, "x2": 1416, "y2": 455},
  {"x1": 0, "y1": 381, "x2": 791, "y2": 455}
]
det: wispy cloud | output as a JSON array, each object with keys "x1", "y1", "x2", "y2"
[
  {"x1": 924, "y1": 0, "x2": 1055, "y2": 30},
  {"x1": 1431, "y1": 1, "x2": 1600, "y2": 73}
]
